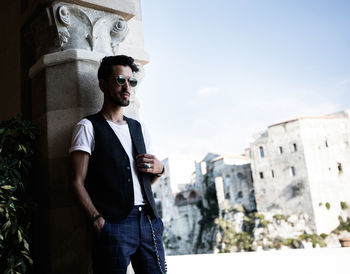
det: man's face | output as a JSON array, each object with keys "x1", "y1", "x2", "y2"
[{"x1": 102, "y1": 65, "x2": 133, "y2": 107}]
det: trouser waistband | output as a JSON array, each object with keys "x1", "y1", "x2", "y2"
[{"x1": 134, "y1": 204, "x2": 152, "y2": 214}]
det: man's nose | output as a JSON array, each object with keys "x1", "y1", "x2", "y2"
[{"x1": 123, "y1": 80, "x2": 131, "y2": 91}]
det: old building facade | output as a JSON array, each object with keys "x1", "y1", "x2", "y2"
[
  {"x1": 157, "y1": 110, "x2": 350, "y2": 255},
  {"x1": 250, "y1": 110, "x2": 350, "y2": 233}
]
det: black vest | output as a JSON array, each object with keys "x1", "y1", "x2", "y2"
[{"x1": 85, "y1": 112, "x2": 159, "y2": 221}]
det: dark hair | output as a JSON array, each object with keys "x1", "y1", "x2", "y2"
[{"x1": 97, "y1": 55, "x2": 139, "y2": 80}]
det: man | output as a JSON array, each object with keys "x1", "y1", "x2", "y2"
[{"x1": 70, "y1": 55, "x2": 166, "y2": 274}]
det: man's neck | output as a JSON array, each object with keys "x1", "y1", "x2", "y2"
[{"x1": 100, "y1": 104, "x2": 125, "y2": 125}]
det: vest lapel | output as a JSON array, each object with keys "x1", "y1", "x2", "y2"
[{"x1": 124, "y1": 116, "x2": 147, "y2": 155}]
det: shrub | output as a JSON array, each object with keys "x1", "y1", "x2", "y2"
[
  {"x1": 298, "y1": 233, "x2": 327, "y2": 248},
  {"x1": 325, "y1": 202, "x2": 331, "y2": 210},
  {"x1": 0, "y1": 116, "x2": 38, "y2": 273},
  {"x1": 340, "y1": 201, "x2": 348, "y2": 210}
]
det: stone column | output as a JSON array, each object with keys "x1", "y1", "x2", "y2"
[
  {"x1": 215, "y1": 177, "x2": 229, "y2": 216},
  {"x1": 21, "y1": 1, "x2": 148, "y2": 273}
]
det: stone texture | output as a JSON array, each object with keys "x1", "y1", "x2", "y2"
[
  {"x1": 45, "y1": 59, "x2": 102, "y2": 112},
  {"x1": 47, "y1": 156, "x2": 76, "y2": 208},
  {"x1": 22, "y1": 0, "x2": 138, "y2": 21},
  {"x1": 33, "y1": 107, "x2": 99, "y2": 160},
  {"x1": 24, "y1": 2, "x2": 129, "y2": 59},
  {"x1": 49, "y1": 206, "x2": 91, "y2": 274}
]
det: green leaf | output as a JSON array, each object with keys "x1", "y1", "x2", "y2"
[
  {"x1": 1, "y1": 185, "x2": 13, "y2": 190},
  {"x1": 23, "y1": 238, "x2": 29, "y2": 251},
  {"x1": 17, "y1": 230, "x2": 22, "y2": 242},
  {"x1": 24, "y1": 254, "x2": 33, "y2": 265},
  {"x1": 3, "y1": 220, "x2": 11, "y2": 230}
]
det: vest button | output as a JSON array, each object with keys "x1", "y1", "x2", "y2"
[
  {"x1": 126, "y1": 166, "x2": 130, "y2": 170},
  {"x1": 128, "y1": 178, "x2": 131, "y2": 182}
]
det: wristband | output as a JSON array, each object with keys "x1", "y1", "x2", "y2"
[
  {"x1": 92, "y1": 214, "x2": 103, "y2": 224},
  {"x1": 156, "y1": 166, "x2": 165, "y2": 177}
]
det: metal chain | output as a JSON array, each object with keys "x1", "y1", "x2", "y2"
[{"x1": 146, "y1": 215, "x2": 167, "y2": 274}]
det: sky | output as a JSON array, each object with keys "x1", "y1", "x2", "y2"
[{"x1": 136, "y1": 0, "x2": 350, "y2": 188}]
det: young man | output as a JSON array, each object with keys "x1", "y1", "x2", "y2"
[{"x1": 70, "y1": 55, "x2": 166, "y2": 274}]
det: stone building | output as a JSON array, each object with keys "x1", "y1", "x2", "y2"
[
  {"x1": 1, "y1": 1, "x2": 150, "y2": 273},
  {"x1": 153, "y1": 157, "x2": 202, "y2": 255},
  {"x1": 250, "y1": 110, "x2": 350, "y2": 234},
  {"x1": 195, "y1": 153, "x2": 256, "y2": 213},
  {"x1": 151, "y1": 158, "x2": 175, "y2": 224}
]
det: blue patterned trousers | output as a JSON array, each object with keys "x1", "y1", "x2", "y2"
[{"x1": 92, "y1": 206, "x2": 166, "y2": 274}]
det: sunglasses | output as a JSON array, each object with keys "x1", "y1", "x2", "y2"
[{"x1": 115, "y1": 75, "x2": 138, "y2": 87}]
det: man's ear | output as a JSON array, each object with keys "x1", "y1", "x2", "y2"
[{"x1": 99, "y1": 79, "x2": 106, "y2": 93}]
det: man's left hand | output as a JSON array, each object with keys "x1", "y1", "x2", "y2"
[{"x1": 136, "y1": 154, "x2": 163, "y2": 174}]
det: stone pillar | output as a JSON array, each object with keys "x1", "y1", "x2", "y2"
[
  {"x1": 215, "y1": 177, "x2": 229, "y2": 215},
  {"x1": 21, "y1": 1, "x2": 148, "y2": 273}
]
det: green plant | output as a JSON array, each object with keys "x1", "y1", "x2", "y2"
[
  {"x1": 273, "y1": 214, "x2": 289, "y2": 223},
  {"x1": 325, "y1": 202, "x2": 331, "y2": 210},
  {"x1": 216, "y1": 218, "x2": 254, "y2": 252},
  {"x1": 0, "y1": 116, "x2": 38, "y2": 273},
  {"x1": 340, "y1": 201, "x2": 348, "y2": 210},
  {"x1": 283, "y1": 238, "x2": 302, "y2": 248},
  {"x1": 298, "y1": 233, "x2": 327, "y2": 248},
  {"x1": 332, "y1": 216, "x2": 350, "y2": 235}
]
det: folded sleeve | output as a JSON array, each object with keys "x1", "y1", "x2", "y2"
[{"x1": 69, "y1": 118, "x2": 95, "y2": 155}]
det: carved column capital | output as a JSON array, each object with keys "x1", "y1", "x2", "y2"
[{"x1": 25, "y1": 2, "x2": 129, "y2": 60}]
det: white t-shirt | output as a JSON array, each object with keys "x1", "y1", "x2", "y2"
[{"x1": 69, "y1": 118, "x2": 154, "y2": 205}]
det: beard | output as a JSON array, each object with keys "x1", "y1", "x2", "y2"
[
  {"x1": 107, "y1": 92, "x2": 130, "y2": 107},
  {"x1": 112, "y1": 97, "x2": 130, "y2": 107}
]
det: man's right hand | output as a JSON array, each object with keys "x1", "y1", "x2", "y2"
[{"x1": 93, "y1": 217, "x2": 105, "y2": 233}]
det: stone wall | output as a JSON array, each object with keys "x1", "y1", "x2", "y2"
[
  {"x1": 250, "y1": 111, "x2": 350, "y2": 234},
  {"x1": 300, "y1": 114, "x2": 350, "y2": 233}
]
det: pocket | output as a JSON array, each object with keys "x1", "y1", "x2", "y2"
[{"x1": 100, "y1": 219, "x2": 108, "y2": 233}]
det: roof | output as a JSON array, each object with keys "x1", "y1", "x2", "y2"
[
  {"x1": 211, "y1": 154, "x2": 249, "y2": 163},
  {"x1": 268, "y1": 112, "x2": 347, "y2": 128}
]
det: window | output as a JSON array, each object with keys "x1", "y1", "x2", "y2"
[
  {"x1": 337, "y1": 163, "x2": 343, "y2": 174},
  {"x1": 259, "y1": 172, "x2": 264, "y2": 179},
  {"x1": 237, "y1": 173, "x2": 245, "y2": 180},
  {"x1": 271, "y1": 170, "x2": 275, "y2": 178},
  {"x1": 291, "y1": 166, "x2": 296, "y2": 176},
  {"x1": 259, "y1": 146, "x2": 265, "y2": 158},
  {"x1": 292, "y1": 143, "x2": 297, "y2": 152},
  {"x1": 279, "y1": 146, "x2": 283, "y2": 154}
]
